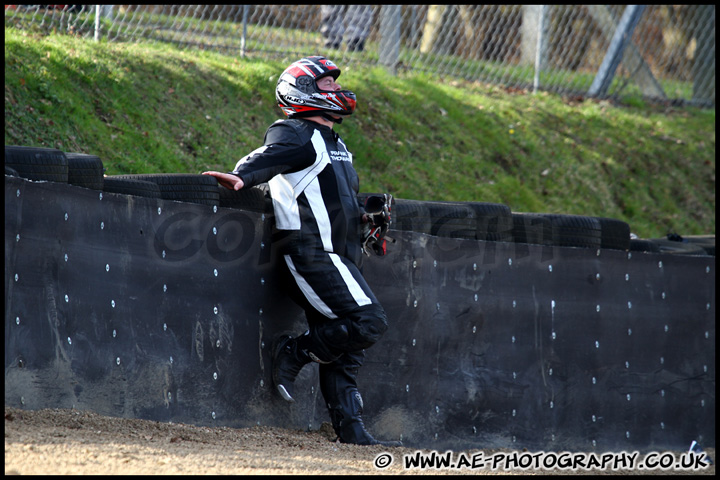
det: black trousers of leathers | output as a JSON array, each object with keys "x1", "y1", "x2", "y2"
[{"x1": 278, "y1": 232, "x2": 388, "y2": 437}]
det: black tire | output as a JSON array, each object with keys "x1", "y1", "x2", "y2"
[
  {"x1": 66, "y1": 152, "x2": 104, "y2": 190},
  {"x1": 629, "y1": 238, "x2": 661, "y2": 253},
  {"x1": 426, "y1": 201, "x2": 478, "y2": 239},
  {"x1": 391, "y1": 199, "x2": 431, "y2": 234},
  {"x1": 392, "y1": 198, "x2": 512, "y2": 241},
  {"x1": 680, "y1": 235, "x2": 715, "y2": 256},
  {"x1": 112, "y1": 173, "x2": 220, "y2": 207},
  {"x1": 219, "y1": 182, "x2": 272, "y2": 213},
  {"x1": 4, "y1": 145, "x2": 68, "y2": 183},
  {"x1": 465, "y1": 201, "x2": 513, "y2": 242},
  {"x1": 5, "y1": 165, "x2": 19, "y2": 177},
  {"x1": 512, "y1": 212, "x2": 553, "y2": 245},
  {"x1": 392, "y1": 199, "x2": 476, "y2": 239},
  {"x1": 542, "y1": 213, "x2": 602, "y2": 249},
  {"x1": 650, "y1": 236, "x2": 712, "y2": 256},
  {"x1": 102, "y1": 176, "x2": 162, "y2": 198},
  {"x1": 596, "y1": 217, "x2": 631, "y2": 251}
]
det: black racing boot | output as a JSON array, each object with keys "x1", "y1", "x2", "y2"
[
  {"x1": 271, "y1": 335, "x2": 313, "y2": 403},
  {"x1": 328, "y1": 389, "x2": 402, "y2": 447}
]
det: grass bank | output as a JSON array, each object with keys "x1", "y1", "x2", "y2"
[{"x1": 4, "y1": 27, "x2": 715, "y2": 238}]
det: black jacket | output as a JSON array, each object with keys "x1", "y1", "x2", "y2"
[{"x1": 232, "y1": 118, "x2": 364, "y2": 265}]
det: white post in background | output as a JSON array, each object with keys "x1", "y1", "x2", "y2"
[
  {"x1": 521, "y1": 5, "x2": 547, "y2": 93},
  {"x1": 94, "y1": 5, "x2": 100, "y2": 41},
  {"x1": 379, "y1": 5, "x2": 401, "y2": 75},
  {"x1": 241, "y1": 5, "x2": 248, "y2": 58},
  {"x1": 533, "y1": 5, "x2": 546, "y2": 94}
]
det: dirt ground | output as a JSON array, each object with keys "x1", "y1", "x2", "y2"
[{"x1": 4, "y1": 406, "x2": 714, "y2": 475}]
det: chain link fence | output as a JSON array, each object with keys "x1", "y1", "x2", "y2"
[{"x1": 5, "y1": 4, "x2": 715, "y2": 107}]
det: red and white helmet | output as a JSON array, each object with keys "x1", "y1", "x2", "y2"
[{"x1": 276, "y1": 56, "x2": 356, "y2": 119}]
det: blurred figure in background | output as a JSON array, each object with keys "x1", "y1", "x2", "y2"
[{"x1": 321, "y1": 5, "x2": 373, "y2": 51}]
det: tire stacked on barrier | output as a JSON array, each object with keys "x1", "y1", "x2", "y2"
[
  {"x1": 65, "y1": 153, "x2": 104, "y2": 190},
  {"x1": 358, "y1": 192, "x2": 714, "y2": 256},
  {"x1": 639, "y1": 233, "x2": 715, "y2": 256},
  {"x1": 5, "y1": 145, "x2": 69, "y2": 183},
  {"x1": 103, "y1": 177, "x2": 162, "y2": 198},
  {"x1": 4, "y1": 145, "x2": 217, "y2": 206},
  {"x1": 512, "y1": 212, "x2": 631, "y2": 251},
  {"x1": 511, "y1": 213, "x2": 554, "y2": 246},
  {"x1": 218, "y1": 182, "x2": 272, "y2": 213},
  {"x1": 108, "y1": 174, "x2": 220, "y2": 207},
  {"x1": 4, "y1": 145, "x2": 713, "y2": 256}
]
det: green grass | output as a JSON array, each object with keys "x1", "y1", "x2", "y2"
[{"x1": 4, "y1": 26, "x2": 715, "y2": 238}]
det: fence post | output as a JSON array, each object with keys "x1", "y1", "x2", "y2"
[
  {"x1": 588, "y1": 5, "x2": 646, "y2": 98},
  {"x1": 379, "y1": 5, "x2": 401, "y2": 75},
  {"x1": 240, "y1": 5, "x2": 248, "y2": 58},
  {"x1": 533, "y1": 5, "x2": 546, "y2": 94},
  {"x1": 692, "y1": 5, "x2": 715, "y2": 105},
  {"x1": 94, "y1": 5, "x2": 100, "y2": 41}
]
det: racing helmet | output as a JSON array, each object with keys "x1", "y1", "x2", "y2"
[{"x1": 276, "y1": 56, "x2": 356, "y2": 120}]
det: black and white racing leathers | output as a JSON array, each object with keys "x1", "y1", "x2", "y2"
[{"x1": 231, "y1": 118, "x2": 388, "y2": 360}]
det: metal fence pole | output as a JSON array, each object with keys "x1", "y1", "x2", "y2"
[
  {"x1": 379, "y1": 5, "x2": 401, "y2": 75},
  {"x1": 240, "y1": 5, "x2": 248, "y2": 58},
  {"x1": 588, "y1": 5, "x2": 646, "y2": 97},
  {"x1": 533, "y1": 5, "x2": 546, "y2": 94},
  {"x1": 692, "y1": 5, "x2": 715, "y2": 105},
  {"x1": 94, "y1": 5, "x2": 100, "y2": 41}
]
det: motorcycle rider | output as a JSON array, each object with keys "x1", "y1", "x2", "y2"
[{"x1": 203, "y1": 56, "x2": 398, "y2": 447}]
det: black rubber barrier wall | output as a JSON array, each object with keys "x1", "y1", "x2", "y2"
[{"x1": 4, "y1": 175, "x2": 715, "y2": 452}]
